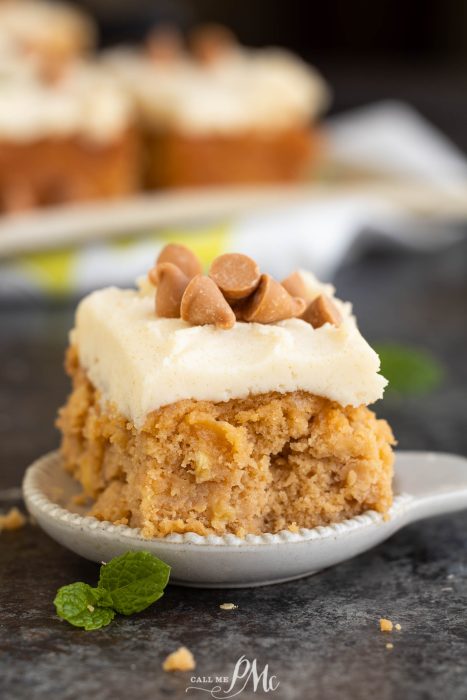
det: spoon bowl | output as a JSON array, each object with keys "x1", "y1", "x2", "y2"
[{"x1": 23, "y1": 450, "x2": 467, "y2": 587}]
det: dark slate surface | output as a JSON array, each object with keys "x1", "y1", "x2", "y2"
[{"x1": 1, "y1": 233, "x2": 467, "y2": 700}]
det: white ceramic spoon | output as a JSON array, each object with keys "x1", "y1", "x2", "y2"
[{"x1": 23, "y1": 450, "x2": 467, "y2": 588}]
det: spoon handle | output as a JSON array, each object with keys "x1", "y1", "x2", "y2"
[{"x1": 395, "y1": 451, "x2": 467, "y2": 523}]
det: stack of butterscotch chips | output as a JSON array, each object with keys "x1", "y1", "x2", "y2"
[{"x1": 148, "y1": 243, "x2": 342, "y2": 330}]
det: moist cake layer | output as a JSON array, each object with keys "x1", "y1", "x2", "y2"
[
  {"x1": 144, "y1": 127, "x2": 318, "y2": 187},
  {"x1": 58, "y1": 348, "x2": 394, "y2": 537},
  {"x1": 0, "y1": 130, "x2": 139, "y2": 211},
  {"x1": 72, "y1": 273, "x2": 387, "y2": 428}
]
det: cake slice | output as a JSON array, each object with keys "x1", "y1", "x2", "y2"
[
  {"x1": 105, "y1": 25, "x2": 328, "y2": 188},
  {"x1": 57, "y1": 244, "x2": 394, "y2": 538},
  {"x1": 0, "y1": 52, "x2": 138, "y2": 212}
]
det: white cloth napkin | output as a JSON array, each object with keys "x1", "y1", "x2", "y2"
[
  {"x1": 327, "y1": 100, "x2": 467, "y2": 190},
  {"x1": 241, "y1": 100, "x2": 467, "y2": 279}
]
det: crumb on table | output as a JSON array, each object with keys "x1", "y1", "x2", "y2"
[
  {"x1": 386, "y1": 643, "x2": 394, "y2": 650},
  {"x1": 0, "y1": 507, "x2": 26, "y2": 532},
  {"x1": 379, "y1": 618, "x2": 393, "y2": 632},
  {"x1": 162, "y1": 646, "x2": 196, "y2": 672},
  {"x1": 220, "y1": 603, "x2": 238, "y2": 610},
  {"x1": 395, "y1": 623, "x2": 402, "y2": 631}
]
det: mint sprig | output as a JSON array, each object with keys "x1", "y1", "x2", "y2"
[
  {"x1": 54, "y1": 552, "x2": 171, "y2": 630},
  {"x1": 375, "y1": 343, "x2": 444, "y2": 396}
]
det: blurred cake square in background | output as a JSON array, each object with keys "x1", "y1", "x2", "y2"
[
  {"x1": 106, "y1": 24, "x2": 330, "y2": 188},
  {"x1": 0, "y1": 0, "x2": 96, "y2": 80},
  {"x1": 0, "y1": 48, "x2": 139, "y2": 213}
]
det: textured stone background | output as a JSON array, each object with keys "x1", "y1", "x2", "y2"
[{"x1": 1, "y1": 233, "x2": 467, "y2": 700}]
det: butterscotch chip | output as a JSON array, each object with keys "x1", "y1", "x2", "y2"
[
  {"x1": 209, "y1": 253, "x2": 260, "y2": 301},
  {"x1": 146, "y1": 25, "x2": 183, "y2": 63},
  {"x1": 157, "y1": 243, "x2": 203, "y2": 279},
  {"x1": 190, "y1": 24, "x2": 237, "y2": 64},
  {"x1": 292, "y1": 297, "x2": 307, "y2": 318},
  {"x1": 302, "y1": 294, "x2": 342, "y2": 328},
  {"x1": 181, "y1": 275, "x2": 236, "y2": 329},
  {"x1": 230, "y1": 302, "x2": 246, "y2": 322},
  {"x1": 241, "y1": 274, "x2": 306, "y2": 324},
  {"x1": 151, "y1": 262, "x2": 190, "y2": 318},
  {"x1": 162, "y1": 646, "x2": 196, "y2": 672},
  {"x1": 281, "y1": 271, "x2": 309, "y2": 301},
  {"x1": 147, "y1": 266, "x2": 158, "y2": 287}
]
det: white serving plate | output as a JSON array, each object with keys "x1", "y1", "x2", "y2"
[
  {"x1": 1, "y1": 180, "x2": 467, "y2": 259},
  {"x1": 23, "y1": 450, "x2": 467, "y2": 588}
]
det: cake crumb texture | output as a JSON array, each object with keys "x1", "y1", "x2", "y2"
[
  {"x1": 162, "y1": 647, "x2": 196, "y2": 672},
  {"x1": 0, "y1": 507, "x2": 26, "y2": 532},
  {"x1": 58, "y1": 346, "x2": 394, "y2": 537}
]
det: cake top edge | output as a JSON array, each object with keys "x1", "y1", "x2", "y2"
[{"x1": 71, "y1": 244, "x2": 387, "y2": 426}]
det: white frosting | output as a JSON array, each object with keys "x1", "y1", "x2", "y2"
[
  {"x1": 72, "y1": 272, "x2": 386, "y2": 427},
  {"x1": 105, "y1": 47, "x2": 329, "y2": 135},
  {"x1": 0, "y1": 57, "x2": 134, "y2": 142},
  {"x1": 0, "y1": 0, "x2": 95, "y2": 53}
]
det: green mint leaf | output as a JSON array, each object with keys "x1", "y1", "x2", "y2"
[
  {"x1": 95, "y1": 587, "x2": 114, "y2": 608},
  {"x1": 98, "y1": 551, "x2": 171, "y2": 616},
  {"x1": 54, "y1": 582, "x2": 115, "y2": 631},
  {"x1": 375, "y1": 343, "x2": 444, "y2": 396},
  {"x1": 53, "y1": 552, "x2": 171, "y2": 630}
]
